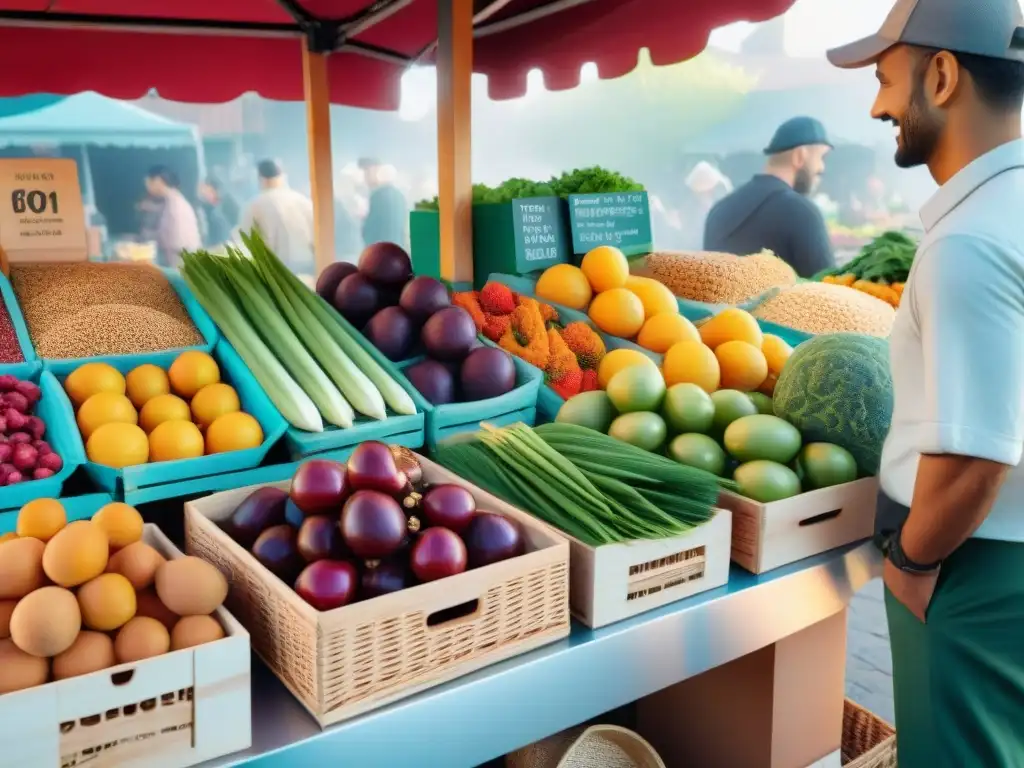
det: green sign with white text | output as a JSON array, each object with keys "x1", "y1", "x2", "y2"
[{"x1": 568, "y1": 192, "x2": 653, "y2": 256}]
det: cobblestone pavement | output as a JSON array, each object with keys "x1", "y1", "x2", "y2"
[{"x1": 846, "y1": 579, "x2": 895, "y2": 724}]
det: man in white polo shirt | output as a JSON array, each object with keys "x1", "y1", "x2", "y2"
[{"x1": 829, "y1": 0, "x2": 1024, "y2": 763}]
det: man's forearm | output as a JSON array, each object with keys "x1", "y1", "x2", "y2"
[{"x1": 900, "y1": 454, "x2": 1009, "y2": 563}]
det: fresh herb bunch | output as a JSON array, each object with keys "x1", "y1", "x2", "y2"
[
  {"x1": 414, "y1": 166, "x2": 643, "y2": 210},
  {"x1": 814, "y1": 230, "x2": 917, "y2": 283}
]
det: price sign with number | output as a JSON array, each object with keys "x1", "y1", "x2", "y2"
[{"x1": 0, "y1": 158, "x2": 87, "y2": 266}]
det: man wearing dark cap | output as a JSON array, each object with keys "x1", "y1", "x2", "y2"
[
  {"x1": 702, "y1": 116, "x2": 835, "y2": 277},
  {"x1": 829, "y1": 0, "x2": 1024, "y2": 763}
]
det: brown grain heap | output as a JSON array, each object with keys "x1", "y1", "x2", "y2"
[
  {"x1": 644, "y1": 249, "x2": 797, "y2": 304},
  {"x1": 11, "y1": 263, "x2": 204, "y2": 359},
  {"x1": 752, "y1": 282, "x2": 895, "y2": 337}
]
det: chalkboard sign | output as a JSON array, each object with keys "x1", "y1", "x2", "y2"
[
  {"x1": 510, "y1": 196, "x2": 570, "y2": 272},
  {"x1": 568, "y1": 191, "x2": 653, "y2": 257}
]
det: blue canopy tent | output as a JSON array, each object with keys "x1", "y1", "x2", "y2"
[{"x1": 0, "y1": 91, "x2": 204, "y2": 237}]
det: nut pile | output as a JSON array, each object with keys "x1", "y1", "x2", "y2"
[
  {"x1": 752, "y1": 282, "x2": 895, "y2": 337},
  {"x1": 644, "y1": 250, "x2": 797, "y2": 304},
  {"x1": 11, "y1": 264, "x2": 203, "y2": 359}
]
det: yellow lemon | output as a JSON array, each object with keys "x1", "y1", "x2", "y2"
[
  {"x1": 588, "y1": 288, "x2": 645, "y2": 338},
  {"x1": 597, "y1": 349, "x2": 660, "y2": 389},
  {"x1": 205, "y1": 412, "x2": 263, "y2": 455},
  {"x1": 87, "y1": 423, "x2": 149, "y2": 468},
  {"x1": 535, "y1": 264, "x2": 593, "y2": 311},
  {"x1": 625, "y1": 276, "x2": 678, "y2": 319},
  {"x1": 663, "y1": 340, "x2": 721, "y2": 393},
  {"x1": 715, "y1": 340, "x2": 769, "y2": 392},
  {"x1": 698, "y1": 308, "x2": 763, "y2": 350},
  {"x1": 139, "y1": 394, "x2": 191, "y2": 434},
  {"x1": 77, "y1": 392, "x2": 138, "y2": 440},
  {"x1": 761, "y1": 334, "x2": 794, "y2": 376},
  {"x1": 168, "y1": 351, "x2": 220, "y2": 400},
  {"x1": 125, "y1": 364, "x2": 171, "y2": 409},
  {"x1": 637, "y1": 313, "x2": 700, "y2": 353},
  {"x1": 65, "y1": 363, "x2": 125, "y2": 408},
  {"x1": 580, "y1": 245, "x2": 629, "y2": 293},
  {"x1": 149, "y1": 421, "x2": 205, "y2": 463},
  {"x1": 190, "y1": 383, "x2": 241, "y2": 430}
]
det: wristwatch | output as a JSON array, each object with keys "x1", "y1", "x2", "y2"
[{"x1": 883, "y1": 528, "x2": 942, "y2": 573}]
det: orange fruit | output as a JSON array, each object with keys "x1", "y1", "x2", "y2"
[
  {"x1": 699, "y1": 308, "x2": 763, "y2": 349},
  {"x1": 16, "y1": 499, "x2": 66, "y2": 542},
  {"x1": 581, "y1": 246, "x2": 629, "y2": 293},
  {"x1": 190, "y1": 383, "x2": 241, "y2": 430},
  {"x1": 205, "y1": 412, "x2": 263, "y2": 454},
  {"x1": 625, "y1": 276, "x2": 677, "y2": 319},
  {"x1": 588, "y1": 288, "x2": 645, "y2": 338},
  {"x1": 637, "y1": 313, "x2": 700, "y2": 353},
  {"x1": 149, "y1": 421, "x2": 205, "y2": 463},
  {"x1": 535, "y1": 264, "x2": 593, "y2": 311},
  {"x1": 139, "y1": 394, "x2": 191, "y2": 434},
  {"x1": 77, "y1": 392, "x2": 138, "y2": 440},
  {"x1": 662, "y1": 340, "x2": 721, "y2": 393},
  {"x1": 168, "y1": 351, "x2": 220, "y2": 400},
  {"x1": 86, "y1": 423, "x2": 149, "y2": 468},
  {"x1": 64, "y1": 363, "x2": 126, "y2": 408},
  {"x1": 92, "y1": 502, "x2": 144, "y2": 550},
  {"x1": 715, "y1": 340, "x2": 769, "y2": 391},
  {"x1": 761, "y1": 334, "x2": 794, "y2": 376},
  {"x1": 759, "y1": 372, "x2": 778, "y2": 396},
  {"x1": 125, "y1": 364, "x2": 171, "y2": 409}
]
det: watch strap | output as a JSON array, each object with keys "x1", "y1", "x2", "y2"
[{"x1": 887, "y1": 529, "x2": 941, "y2": 573}]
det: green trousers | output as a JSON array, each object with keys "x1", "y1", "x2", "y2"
[{"x1": 886, "y1": 538, "x2": 1024, "y2": 767}]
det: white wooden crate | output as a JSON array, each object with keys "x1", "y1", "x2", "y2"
[
  {"x1": 719, "y1": 477, "x2": 878, "y2": 574},
  {"x1": 424, "y1": 464, "x2": 734, "y2": 630},
  {"x1": 0, "y1": 524, "x2": 251, "y2": 768}
]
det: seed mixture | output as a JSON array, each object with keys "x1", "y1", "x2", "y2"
[
  {"x1": 644, "y1": 249, "x2": 797, "y2": 304},
  {"x1": 752, "y1": 282, "x2": 895, "y2": 337},
  {"x1": 11, "y1": 263, "x2": 203, "y2": 359},
  {"x1": 0, "y1": 304, "x2": 23, "y2": 363}
]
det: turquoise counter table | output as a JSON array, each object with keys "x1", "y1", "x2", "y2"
[{"x1": 203, "y1": 541, "x2": 882, "y2": 768}]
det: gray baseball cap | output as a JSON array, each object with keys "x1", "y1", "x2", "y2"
[{"x1": 827, "y1": 0, "x2": 1024, "y2": 69}]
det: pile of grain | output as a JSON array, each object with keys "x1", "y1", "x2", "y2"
[
  {"x1": 11, "y1": 263, "x2": 204, "y2": 359},
  {"x1": 644, "y1": 249, "x2": 797, "y2": 304},
  {"x1": 752, "y1": 282, "x2": 895, "y2": 337}
]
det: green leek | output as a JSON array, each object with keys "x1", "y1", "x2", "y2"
[
  {"x1": 242, "y1": 233, "x2": 387, "y2": 420},
  {"x1": 247, "y1": 232, "x2": 417, "y2": 416},
  {"x1": 181, "y1": 254, "x2": 324, "y2": 432},
  {"x1": 217, "y1": 251, "x2": 354, "y2": 428}
]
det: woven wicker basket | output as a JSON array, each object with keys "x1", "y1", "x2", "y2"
[
  {"x1": 506, "y1": 725, "x2": 666, "y2": 768},
  {"x1": 843, "y1": 699, "x2": 896, "y2": 767}
]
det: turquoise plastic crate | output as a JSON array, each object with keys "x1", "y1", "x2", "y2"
[
  {"x1": 755, "y1": 318, "x2": 814, "y2": 348},
  {"x1": 0, "y1": 370, "x2": 85, "y2": 511},
  {"x1": 0, "y1": 272, "x2": 40, "y2": 379},
  {"x1": 401, "y1": 353, "x2": 541, "y2": 451},
  {"x1": 489, "y1": 272, "x2": 663, "y2": 364},
  {"x1": 37, "y1": 268, "x2": 220, "y2": 377},
  {"x1": 536, "y1": 385, "x2": 565, "y2": 423},
  {"x1": 67, "y1": 338, "x2": 287, "y2": 504},
  {"x1": 282, "y1": 305, "x2": 429, "y2": 461},
  {"x1": 0, "y1": 492, "x2": 113, "y2": 535}
]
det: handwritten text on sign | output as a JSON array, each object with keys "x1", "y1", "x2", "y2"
[
  {"x1": 511, "y1": 196, "x2": 569, "y2": 272},
  {"x1": 568, "y1": 192, "x2": 653, "y2": 257},
  {"x1": 0, "y1": 158, "x2": 87, "y2": 261}
]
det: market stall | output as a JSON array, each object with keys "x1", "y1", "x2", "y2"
[
  {"x1": 0, "y1": 2, "x2": 894, "y2": 767},
  {"x1": 0, "y1": 91, "x2": 204, "y2": 243}
]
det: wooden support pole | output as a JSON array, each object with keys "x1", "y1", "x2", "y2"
[
  {"x1": 303, "y1": 45, "x2": 335, "y2": 277},
  {"x1": 436, "y1": 0, "x2": 474, "y2": 285}
]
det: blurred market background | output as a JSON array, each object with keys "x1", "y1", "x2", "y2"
[{"x1": 0, "y1": 0, "x2": 913, "y2": 722}]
